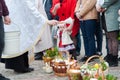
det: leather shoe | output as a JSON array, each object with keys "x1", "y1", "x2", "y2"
[
  {"x1": 14, "y1": 68, "x2": 34, "y2": 73},
  {"x1": 28, "y1": 68, "x2": 34, "y2": 71},
  {"x1": 35, "y1": 52, "x2": 43, "y2": 60},
  {"x1": 118, "y1": 57, "x2": 120, "y2": 61},
  {"x1": 0, "y1": 74, "x2": 10, "y2": 80},
  {"x1": 79, "y1": 56, "x2": 94, "y2": 62},
  {"x1": 79, "y1": 56, "x2": 89, "y2": 62}
]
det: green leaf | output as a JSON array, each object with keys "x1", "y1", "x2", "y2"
[
  {"x1": 106, "y1": 74, "x2": 117, "y2": 80},
  {"x1": 98, "y1": 76, "x2": 102, "y2": 80},
  {"x1": 100, "y1": 61, "x2": 108, "y2": 71}
]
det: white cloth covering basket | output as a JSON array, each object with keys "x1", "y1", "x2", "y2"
[{"x1": 2, "y1": 23, "x2": 20, "y2": 55}]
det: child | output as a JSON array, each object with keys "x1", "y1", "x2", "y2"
[{"x1": 56, "y1": 22, "x2": 76, "y2": 60}]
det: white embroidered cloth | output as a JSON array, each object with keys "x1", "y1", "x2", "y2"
[{"x1": 2, "y1": 0, "x2": 52, "y2": 58}]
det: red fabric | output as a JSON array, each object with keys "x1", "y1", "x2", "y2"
[
  {"x1": 50, "y1": 0, "x2": 59, "y2": 17},
  {"x1": 59, "y1": 31, "x2": 63, "y2": 47},
  {"x1": 50, "y1": 0, "x2": 80, "y2": 37}
]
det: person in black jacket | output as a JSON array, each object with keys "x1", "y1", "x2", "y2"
[{"x1": 0, "y1": 0, "x2": 11, "y2": 80}]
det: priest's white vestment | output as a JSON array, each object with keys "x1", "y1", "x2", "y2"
[{"x1": 2, "y1": 0, "x2": 53, "y2": 58}]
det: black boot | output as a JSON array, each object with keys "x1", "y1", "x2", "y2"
[
  {"x1": 118, "y1": 57, "x2": 120, "y2": 61},
  {"x1": 104, "y1": 54, "x2": 112, "y2": 63},
  {"x1": 110, "y1": 55, "x2": 118, "y2": 67},
  {"x1": 105, "y1": 54, "x2": 118, "y2": 67},
  {"x1": 69, "y1": 50, "x2": 77, "y2": 60}
]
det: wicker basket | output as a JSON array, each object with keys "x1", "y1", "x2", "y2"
[
  {"x1": 67, "y1": 69, "x2": 83, "y2": 80},
  {"x1": 52, "y1": 61, "x2": 67, "y2": 77},
  {"x1": 81, "y1": 55, "x2": 108, "y2": 80},
  {"x1": 43, "y1": 56, "x2": 53, "y2": 63}
]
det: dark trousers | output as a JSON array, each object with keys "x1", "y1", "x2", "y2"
[
  {"x1": 0, "y1": 16, "x2": 4, "y2": 60},
  {"x1": 106, "y1": 31, "x2": 119, "y2": 56},
  {"x1": 76, "y1": 31, "x2": 81, "y2": 53},
  {"x1": 5, "y1": 52, "x2": 29, "y2": 71},
  {"x1": 80, "y1": 19, "x2": 97, "y2": 57},
  {"x1": 95, "y1": 21, "x2": 103, "y2": 52}
]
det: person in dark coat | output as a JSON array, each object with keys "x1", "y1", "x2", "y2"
[{"x1": 0, "y1": 0, "x2": 11, "y2": 80}]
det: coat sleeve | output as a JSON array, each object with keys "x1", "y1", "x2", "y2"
[
  {"x1": 101, "y1": 0, "x2": 118, "y2": 8},
  {"x1": 79, "y1": 0, "x2": 96, "y2": 17},
  {"x1": 75, "y1": 0, "x2": 80, "y2": 12},
  {"x1": 50, "y1": 0, "x2": 59, "y2": 17},
  {"x1": 1, "y1": 0, "x2": 9, "y2": 16},
  {"x1": 70, "y1": 0, "x2": 76, "y2": 19}
]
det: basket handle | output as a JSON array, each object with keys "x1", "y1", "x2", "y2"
[
  {"x1": 85, "y1": 55, "x2": 106, "y2": 80},
  {"x1": 85, "y1": 55, "x2": 103, "y2": 64}
]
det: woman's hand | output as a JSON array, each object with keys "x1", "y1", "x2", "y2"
[
  {"x1": 96, "y1": 4, "x2": 106, "y2": 12},
  {"x1": 75, "y1": 11, "x2": 81, "y2": 20},
  {"x1": 4, "y1": 16, "x2": 11, "y2": 25},
  {"x1": 96, "y1": 4, "x2": 102, "y2": 12}
]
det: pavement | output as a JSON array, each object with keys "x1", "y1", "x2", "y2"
[{"x1": 0, "y1": 35, "x2": 120, "y2": 80}]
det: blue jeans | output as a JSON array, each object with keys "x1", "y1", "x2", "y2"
[
  {"x1": 0, "y1": 17, "x2": 4, "y2": 59},
  {"x1": 80, "y1": 19, "x2": 97, "y2": 57},
  {"x1": 95, "y1": 22, "x2": 103, "y2": 52},
  {"x1": 76, "y1": 31, "x2": 81, "y2": 53}
]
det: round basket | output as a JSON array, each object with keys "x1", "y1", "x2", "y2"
[
  {"x1": 52, "y1": 62, "x2": 67, "y2": 77},
  {"x1": 42, "y1": 56, "x2": 53, "y2": 63},
  {"x1": 83, "y1": 55, "x2": 107, "y2": 80}
]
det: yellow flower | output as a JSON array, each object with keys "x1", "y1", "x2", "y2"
[{"x1": 94, "y1": 63, "x2": 99, "y2": 69}]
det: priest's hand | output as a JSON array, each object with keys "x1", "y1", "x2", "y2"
[{"x1": 47, "y1": 20, "x2": 58, "y2": 26}]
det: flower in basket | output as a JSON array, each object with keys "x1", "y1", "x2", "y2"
[
  {"x1": 80, "y1": 55, "x2": 117, "y2": 80},
  {"x1": 80, "y1": 62, "x2": 111, "y2": 80},
  {"x1": 100, "y1": 61, "x2": 109, "y2": 71},
  {"x1": 80, "y1": 64, "x2": 91, "y2": 76},
  {"x1": 44, "y1": 47, "x2": 59, "y2": 58},
  {"x1": 80, "y1": 62, "x2": 108, "y2": 79},
  {"x1": 43, "y1": 47, "x2": 59, "y2": 63}
]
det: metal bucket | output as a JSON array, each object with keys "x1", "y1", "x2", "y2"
[{"x1": 2, "y1": 22, "x2": 20, "y2": 56}]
